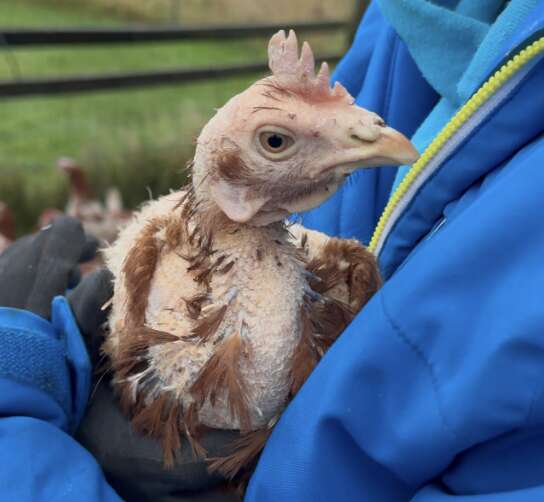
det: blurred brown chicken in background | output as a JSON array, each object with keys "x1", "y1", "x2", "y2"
[
  {"x1": 57, "y1": 157, "x2": 131, "y2": 244},
  {"x1": 0, "y1": 202, "x2": 14, "y2": 254},
  {"x1": 0, "y1": 158, "x2": 131, "y2": 274}
]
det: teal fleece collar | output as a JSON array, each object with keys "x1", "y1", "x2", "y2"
[{"x1": 376, "y1": 0, "x2": 539, "y2": 191}]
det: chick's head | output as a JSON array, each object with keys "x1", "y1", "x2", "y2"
[{"x1": 193, "y1": 30, "x2": 419, "y2": 226}]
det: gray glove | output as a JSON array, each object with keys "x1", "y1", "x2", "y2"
[
  {"x1": 76, "y1": 373, "x2": 242, "y2": 502},
  {"x1": 70, "y1": 273, "x2": 242, "y2": 502},
  {"x1": 0, "y1": 216, "x2": 97, "y2": 318},
  {"x1": 0, "y1": 217, "x2": 241, "y2": 501}
]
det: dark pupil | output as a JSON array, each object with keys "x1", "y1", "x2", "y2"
[{"x1": 267, "y1": 134, "x2": 283, "y2": 149}]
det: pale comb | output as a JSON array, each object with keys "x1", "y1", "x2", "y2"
[{"x1": 267, "y1": 29, "x2": 352, "y2": 102}]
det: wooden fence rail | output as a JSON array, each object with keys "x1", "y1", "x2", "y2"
[
  {"x1": 0, "y1": 21, "x2": 346, "y2": 46},
  {"x1": 0, "y1": 54, "x2": 341, "y2": 97},
  {"x1": 0, "y1": 19, "x2": 350, "y2": 98}
]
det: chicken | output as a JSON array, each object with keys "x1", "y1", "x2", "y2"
[
  {"x1": 58, "y1": 157, "x2": 130, "y2": 244},
  {"x1": 0, "y1": 202, "x2": 14, "y2": 253},
  {"x1": 104, "y1": 30, "x2": 419, "y2": 479}
]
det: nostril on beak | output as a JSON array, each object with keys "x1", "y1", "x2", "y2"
[
  {"x1": 350, "y1": 125, "x2": 382, "y2": 143},
  {"x1": 350, "y1": 133, "x2": 371, "y2": 144},
  {"x1": 350, "y1": 118, "x2": 384, "y2": 143}
]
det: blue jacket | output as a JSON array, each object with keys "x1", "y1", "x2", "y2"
[
  {"x1": 246, "y1": 2, "x2": 544, "y2": 501},
  {"x1": 1, "y1": 3, "x2": 544, "y2": 501},
  {"x1": 0, "y1": 298, "x2": 121, "y2": 500}
]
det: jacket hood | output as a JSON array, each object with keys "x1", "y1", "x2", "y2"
[
  {"x1": 377, "y1": 0, "x2": 540, "y2": 105},
  {"x1": 379, "y1": 0, "x2": 541, "y2": 192},
  {"x1": 376, "y1": 1, "x2": 544, "y2": 278}
]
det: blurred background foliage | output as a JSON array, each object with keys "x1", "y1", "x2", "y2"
[{"x1": 0, "y1": 0, "x2": 354, "y2": 234}]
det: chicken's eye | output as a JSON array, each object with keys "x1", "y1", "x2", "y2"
[
  {"x1": 255, "y1": 126, "x2": 297, "y2": 160},
  {"x1": 259, "y1": 131, "x2": 293, "y2": 154},
  {"x1": 267, "y1": 134, "x2": 284, "y2": 149}
]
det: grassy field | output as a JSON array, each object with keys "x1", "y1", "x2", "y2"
[{"x1": 0, "y1": 1, "x2": 350, "y2": 233}]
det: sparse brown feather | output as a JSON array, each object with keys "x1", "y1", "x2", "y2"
[
  {"x1": 173, "y1": 183, "x2": 194, "y2": 211},
  {"x1": 193, "y1": 265, "x2": 214, "y2": 285},
  {"x1": 255, "y1": 79, "x2": 294, "y2": 98},
  {"x1": 162, "y1": 400, "x2": 183, "y2": 467},
  {"x1": 123, "y1": 217, "x2": 167, "y2": 325},
  {"x1": 327, "y1": 239, "x2": 381, "y2": 309},
  {"x1": 188, "y1": 304, "x2": 228, "y2": 343},
  {"x1": 289, "y1": 236, "x2": 381, "y2": 396},
  {"x1": 111, "y1": 325, "x2": 185, "y2": 468},
  {"x1": 190, "y1": 333, "x2": 251, "y2": 430},
  {"x1": 131, "y1": 392, "x2": 182, "y2": 468},
  {"x1": 311, "y1": 297, "x2": 353, "y2": 346},
  {"x1": 110, "y1": 325, "x2": 178, "y2": 424},
  {"x1": 306, "y1": 237, "x2": 381, "y2": 310},
  {"x1": 306, "y1": 257, "x2": 345, "y2": 294},
  {"x1": 212, "y1": 254, "x2": 227, "y2": 269},
  {"x1": 165, "y1": 213, "x2": 185, "y2": 249},
  {"x1": 345, "y1": 253, "x2": 382, "y2": 310},
  {"x1": 131, "y1": 393, "x2": 171, "y2": 437},
  {"x1": 186, "y1": 253, "x2": 209, "y2": 272},
  {"x1": 300, "y1": 232, "x2": 308, "y2": 251},
  {"x1": 216, "y1": 260, "x2": 235, "y2": 275},
  {"x1": 183, "y1": 403, "x2": 208, "y2": 459},
  {"x1": 113, "y1": 327, "x2": 178, "y2": 382},
  {"x1": 184, "y1": 293, "x2": 209, "y2": 320},
  {"x1": 208, "y1": 425, "x2": 275, "y2": 480}
]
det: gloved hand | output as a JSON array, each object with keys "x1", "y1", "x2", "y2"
[
  {"x1": 67, "y1": 267, "x2": 113, "y2": 363},
  {"x1": 0, "y1": 216, "x2": 98, "y2": 319},
  {"x1": 0, "y1": 217, "x2": 243, "y2": 501},
  {"x1": 73, "y1": 272, "x2": 242, "y2": 501},
  {"x1": 0, "y1": 216, "x2": 111, "y2": 357},
  {"x1": 77, "y1": 379, "x2": 242, "y2": 502}
]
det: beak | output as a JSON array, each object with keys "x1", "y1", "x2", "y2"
[
  {"x1": 314, "y1": 125, "x2": 419, "y2": 179},
  {"x1": 355, "y1": 126, "x2": 420, "y2": 167},
  {"x1": 313, "y1": 108, "x2": 419, "y2": 178}
]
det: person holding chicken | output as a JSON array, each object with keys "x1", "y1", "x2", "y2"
[{"x1": 2, "y1": 0, "x2": 544, "y2": 501}]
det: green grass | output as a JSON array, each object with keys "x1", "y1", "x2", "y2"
[
  {"x1": 0, "y1": 1, "x2": 345, "y2": 234},
  {"x1": 0, "y1": 78, "x2": 259, "y2": 233},
  {"x1": 0, "y1": 1, "x2": 126, "y2": 27}
]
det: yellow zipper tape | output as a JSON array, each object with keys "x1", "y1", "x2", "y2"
[{"x1": 369, "y1": 36, "x2": 544, "y2": 254}]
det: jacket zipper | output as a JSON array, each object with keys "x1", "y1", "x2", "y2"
[{"x1": 369, "y1": 36, "x2": 544, "y2": 256}]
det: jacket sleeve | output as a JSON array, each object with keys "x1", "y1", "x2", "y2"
[{"x1": 0, "y1": 297, "x2": 122, "y2": 501}]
